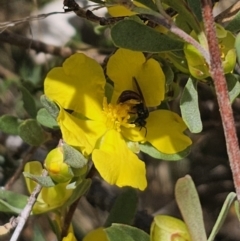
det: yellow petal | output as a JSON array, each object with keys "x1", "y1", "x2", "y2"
[
  {"x1": 44, "y1": 53, "x2": 105, "y2": 120},
  {"x1": 58, "y1": 108, "x2": 106, "y2": 156},
  {"x1": 92, "y1": 130, "x2": 147, "y2": 190},
  {"x1": 83, "y1": 228, "x2": 108, "y2": 241},
  {"x1": 137, "y1": 58, "x2": 165, "y2": 106},
  {"x1": 62, "y1": 232, "x2": 77, "y2": 241},
  {"x1": 121, "y1": 126, "x2": 146, "y2": 142},
  {"x1": 107, "y1": 49, "x2": 165, "y2": 107},
  {"x1": 146, "y1": 110, "x2": 192, "y2": 154},
  {"x1": 108, "y1": 5, "x2": 137, "y2": 16},
  {"x1": 107, "y1": 49, "x2": 145, "y2": 103}
]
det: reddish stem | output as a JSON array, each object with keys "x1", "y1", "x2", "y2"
[{"x1": 201, "y1": 0, "x2": 240, "y2": 200}]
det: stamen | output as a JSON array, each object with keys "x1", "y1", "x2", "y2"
[{"x1": 103, "y1": 97, "x2": 136, "y2": 131}]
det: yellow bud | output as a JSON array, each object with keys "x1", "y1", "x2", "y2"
[
  {"x1": 150, "y1": 215, "x2": 191, "y2": 241},
  {"x1": 45, "y1": 147, "x2": 73, "y2": 183}
]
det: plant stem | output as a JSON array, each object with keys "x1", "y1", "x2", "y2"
[{"x1": 201, "y1": 0, "x2": 240, "y2": 200}]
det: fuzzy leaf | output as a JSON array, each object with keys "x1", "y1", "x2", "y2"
[
  {"x1": 18, "y1": 119, "x2": 46, "y2": 146},
  {"x1": 208, "y1": 192, "x2": 236, "y2": 241},
  {"x1": 23, "y1": 172, "x2": 55, "y2": 187},
  {"x1": 63, "y1": 143, "x2": 88, "y2": 169},
  {"x1": 19, "y1": 85, "x2": 37, "y2": 118},
  {"x1": 0, "y1": 115, "x2": 22, "y2": 135},
  {"x1": 105, "y1": 224, "x2": 150, "y2": 241},
  {"x1": 175, "y1": 175, "x2": 207, "y2": 241},
  {"x1": 0, "y1": 189, "x2": 28, "y2": 214},
  {"x1": 226, "y1": 74, "x2": 240, "y2": 103},
  {"x1": 40, "y1": 95, "x2": 59, "y2": 119},
  {"x1": 104, "y1": 188, "x2": 138, "y2": 227},
  {"x1": 180, "y1": 77, "x2": 202, "y2": 133},
  {"x1": 111, "y1": 19, "x2": 183, "y2": 53},
  {"x1": 226, "y1": 11, "x2": 240, "y2": 33},
  {"x1": 139, "y1": 142, "x2": 191, "y2": 161},
  {"x1": 37, "y1": 108, "x2": 59, "y2": 129}
]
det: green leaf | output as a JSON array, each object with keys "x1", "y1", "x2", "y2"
[
  {"x1": 135, "y1": 0, "x2": 157, "y2": 10},
  {"x1": 63, "y1": 179, "x2": 92, "y2": 208},
  {"x1": 105, "y1": 224, "x2": 150, "y2": 241},
  {"x1": 226, "y1": 74, "x2": 240, "y2": 103},
  {"x1": 111, "y1": 19, "x2": 183, "y2": 53},
  {"x1": 234, "y1": 33, "x2": 240, "y2": 64},
  {"x1": 0, "y1": 115, "x2": 22, "y2": 135},
  {"x1": 186, "y1": 0, "x2": 202, "y2": 21},
  {"x1": 0, "y1": 189, "x2": 28, "y2": 214},
  {"x1": 104, "y1": 188, "x2": 138, "y2": 227},
  {"x1": 180, "y1": 77, "x2": 202, "y2": 133},
  {"x1": 37, "y1": 108, "x2": 59, "y2": 129},
  {"x1": 208, "y1": 192, "x2": 236, "y2": 241},
  {"x1": 40, "y1": 95, "x2": 59, "y2": 119},
  {"x1": 33, "y1": 224, "x2": 46, "y2": 241},
  {"x1": 19, "y1": 85, "x2": 37, "y2": 118},
  {"x1": 234, "y1": 200, "x2": 240, "y2": 222},
  {"x1": 139, "y1": 142, "x2": 191, "y2": 161},
  {"x1": 175, "y1": 175, "x2": 207, "y2": 241},
  {"x1": 18, "y1": 119, "x2": 46, "y2": 146},
  {"x1": 163, "y1": 0, "x2": 201, "y2": 33},
  {"x1": 225, "y1": 11, "x2": 240, "y2": 33},
  {"x1": 23, "y1": 172, "x2": 56, "y2": 187},
  {"x1": 63, "y1": 143, "x2": 88, "y2": 169}
]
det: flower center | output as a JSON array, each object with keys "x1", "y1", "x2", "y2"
[{"x1": 102, "y1": 97, "x2": 136, "y2": 132}]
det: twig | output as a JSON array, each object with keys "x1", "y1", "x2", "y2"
[
  {"x1": 4, "y1": 146, "x2": 37, "y2": 190},
  {"x1": 201, "y1": 0, "x2": 240, "y2": 200},
  {"x1": 0, "y1": 11, "x2": 67, "y2": 32},
  {"x1": 61, "y1": 164, "x2": 95, "y2": 239},
  {"x1": 9, "y1": 169, "x2": 48, "y2": 241},
  {"x1": 0, "y1": 30, "x2": 76, "y2": 58}
]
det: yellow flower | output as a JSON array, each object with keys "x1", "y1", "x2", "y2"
[{"x1": 44, "y1": 48, "x2": 191, "y2": 190}]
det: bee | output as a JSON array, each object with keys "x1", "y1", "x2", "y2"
[{"x1": 117, "y1": 78, "x2": 149, "y2": 136}]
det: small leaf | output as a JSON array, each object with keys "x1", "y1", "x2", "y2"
[
  {"x1": 135, "y1": 0, "x2": 157, "y2": 10},
  {"x1": 33, "y1": 224, "x2": 46, "y2": 241},
  {"x1": 63, "y1": 179, "x2": 92, "y2": 207},
  {"x1": 18, "y1": 119, "x2": 46, "y2": 146},
  {"x1": 180, "y1": 77, "x2": 202, "y2": 133},
  {"x1": 111, "y1": 19, "x2": 183, "y2": 53},
  {"x1": 235, "y1": 33, "x2": 240, "y2": 64},
  {"x1": 139, "y1": 142, "x2": 191, "y2": 161},
  {"x1": 226, "y1": 11, "x2": 240, "y2": 33},
  {"x1": 104, "y1": 188, "x2": 138, "y2": 227},
  {"x1": 23, "y1": 172, "x2": 56, "y2": 187},
  {"x1": 0, "y1": 115, "x2": 22, "y2": 135},
  {"x1": 105, "y1": 224, "x2": 150, "y2": 241},
  {"x1": 40, "y1": 95, "x2": 59, "y2": 119},
  {"x1": 226, "y1": 74, "x2": 240, "y2": 103},
  {"x1": 234, "y1": 200, "x2": 240, "y2": 222},
  {"x1": 37, "y1": 108, "x2": 59, "y2": 129},
  {"x1": 186, "y1": 0, "x2": 202, "y2": 21},
  {"x1": 19, "y1": 85, "x2": 37, "y2": 118},
  {"x1": 175, "y1": 175, "x2": 207, "y2": 241},
  {"x1": 208, "y1": 192, "x2": 236, "y2": 241},
  {"x1": 0, "y1": 189, "x2": 28, "y2": 214},
  {"x1": 63, "y1": 143, "x2": 88, "y2": 169}
]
